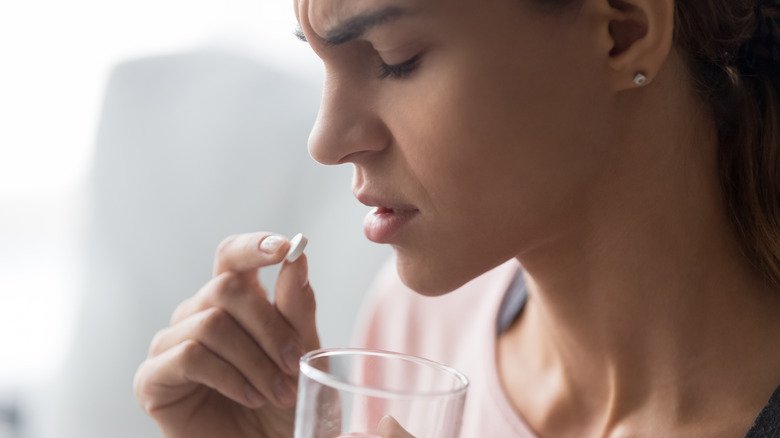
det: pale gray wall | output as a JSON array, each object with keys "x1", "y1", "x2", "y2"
[{"x1": 21, "y1": 48, "x2": 390, "y2": 438}]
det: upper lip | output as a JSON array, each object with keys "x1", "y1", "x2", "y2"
[{"x1": 354, "y1": 190, "x2": 419, "y2": 212}]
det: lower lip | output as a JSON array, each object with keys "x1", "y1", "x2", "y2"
[{"x1": 363, "y1": 208, "x2": 419, "y2": 243}]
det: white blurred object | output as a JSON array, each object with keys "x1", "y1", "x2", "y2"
[
  {"x1": 0, "y1": 2, "x2": 355, "y2": 437},
  {"x1": 0, "y1": 193, "x2": 83, "y2": 387},
  {"x1": 19, "y1": 48, "x2": 389, "y2": 438},
  {"x1": 0, "y1": 0, "x2": 319, "y2": 199},
  {"x1": 0, "y1": 0, "x2": 322, "y2": 392}
]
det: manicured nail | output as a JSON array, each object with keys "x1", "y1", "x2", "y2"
[
  {"x1": 244, "y1": 384, "x2": 266, "y2": 407},
  {"x1": 273, "y1": 376, "x2": 295, "y2": 407},
  {"x1": 282, "y1": 344, "x2": 303, "y2": 374},
  {"x1": 259, "y1": 235, "x2": 284, "y2": 253}
]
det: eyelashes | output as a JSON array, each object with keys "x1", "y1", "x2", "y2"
[{"x1": 377, "y1": 53, "x2": 423, "y2": 80}]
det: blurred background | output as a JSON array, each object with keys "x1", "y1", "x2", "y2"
[{"x1": 0, "y1": 1, "x2": 391, "y2": 437}]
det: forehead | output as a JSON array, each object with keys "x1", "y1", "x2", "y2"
[{"x1": 296, "y1": 0, "x2": 418, "y2": 37}]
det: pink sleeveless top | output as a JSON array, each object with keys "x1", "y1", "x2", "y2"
[
  {"x1": 351, "y1": 258, "x2": 536, "y2": 437},
  {"x1": 350, "y1": 259, "x2": 780, "y2": 437}
]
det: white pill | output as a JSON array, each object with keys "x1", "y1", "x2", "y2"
[{"x1": 285, "y1": 233, "x2": 308, "y2": 262}]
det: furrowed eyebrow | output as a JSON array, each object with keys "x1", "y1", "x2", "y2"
[{"x1": 323, "y1": 6, "x2": 412, "y2": 46}]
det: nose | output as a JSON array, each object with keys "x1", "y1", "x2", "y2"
[{"x1": 308, "y1": 74, "x2": 390, "y2": 165}]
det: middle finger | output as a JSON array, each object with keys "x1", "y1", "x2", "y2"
[
  {"x1": 172, "y1": 272, "x2": 305, "y2": 376},
  {"x1": 149, "y1": 307, "x2": 297, "y2": 407}
]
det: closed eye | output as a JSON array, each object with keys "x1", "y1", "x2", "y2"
[{"x1": 378, "y1": 54, "x2": 422, "y2": 80}]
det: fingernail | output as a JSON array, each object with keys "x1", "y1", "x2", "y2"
[
  {"x1": 282, "y1": 344, "x2": 303, "y2": 374},
  {"x1": 244, "y1": 384, "x2": 266, "y2": 407},
  {"x1": 259, "y1": 235, "x2": 284, "y2": 253},
  {"x1": 273, "y1": 376, "x2": 295, "y2": 407}
]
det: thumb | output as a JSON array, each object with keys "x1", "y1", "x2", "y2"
[
  {"x1": 275, "y1": 254, "x2": 320, "y2": 352},
  {"x1": 378, "y1": 415, "x2": 416, "y2": 438}
]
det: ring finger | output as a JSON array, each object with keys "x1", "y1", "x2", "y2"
[{"x1": 150, "y1": 307, "x2": 297, "y2": 408}]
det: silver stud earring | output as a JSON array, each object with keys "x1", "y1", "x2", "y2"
[{"x1": 633, "y1": 72, "x2": 648, "y2": 86}]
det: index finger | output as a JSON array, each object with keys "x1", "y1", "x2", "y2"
[{"x1": 213, "y1": 232, "x2": 291, "y2": 276}]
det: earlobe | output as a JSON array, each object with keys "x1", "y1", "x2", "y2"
[{"x1": 601, "y1": 0, "x2": 675, "y2": 90}]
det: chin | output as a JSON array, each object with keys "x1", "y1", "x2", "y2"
[{"x1": 393, "y1": 249, "x2": 495, "y2": 297}]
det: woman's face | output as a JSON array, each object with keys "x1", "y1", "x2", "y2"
[{"x1": 296, "y1": 0, "x2": 617, "y2": 295}]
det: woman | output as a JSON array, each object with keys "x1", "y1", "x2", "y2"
[{"x1": 134, "y1": 0, "x2": 780, "y2": 436}]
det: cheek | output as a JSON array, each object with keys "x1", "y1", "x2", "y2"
[
  {"x1": 453, "y1": 43, "x2": 609, "y2": 214},
  {"x1": 400, "y1": 56, "x2": 599, "y2": 230},
  {"x1": 381, "y1": 36, "x2": 610, "y2": 293},
  {"x1": 381, "y1": 86, "x2": 534, "y2": 295}
]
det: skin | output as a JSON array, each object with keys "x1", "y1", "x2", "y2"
[
  {"x1": 135, "y1": 0, "x2": 780, "y2": 436},
  {"x1": 134, "y1": 234, "x2": 315, "y2": 437}
]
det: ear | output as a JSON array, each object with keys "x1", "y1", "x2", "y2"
[{"x1": 588, "y1": 0, "x2": 675, "y2": 91}]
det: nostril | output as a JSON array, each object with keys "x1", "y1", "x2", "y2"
[{"x1": 337, "y1": 149, "x2": 374, "y2": 165}]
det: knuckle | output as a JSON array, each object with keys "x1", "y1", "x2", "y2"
[
  {"x1": 178, "y1": 339, "x2": 206, "y2": 365},
  {"x1": 133, "y1": 362, "x2": 160, "y2": 415},
  {"x1": 198, "y1": 307, "x2": 231, "y2": 336},
  {"x1": 132, "y1": 362, "x2": 148, "y2": 400},
  {"x1": 210, "y1": 276, "x2": 244, "y2": 303},
  {"x1": 148, "y1": 330, "x2": 168, "y2": 356},
  {"x1": 215, "y1": 234, "x2": 239, "y2": 258},
  {"x1": 216, "y1": 271, "x2": 239, "y2": 289},
  {"x1": 170, "y1": 298, "x2": 191, "y2": 325}
]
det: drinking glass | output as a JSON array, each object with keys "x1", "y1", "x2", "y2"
[{"x1": 294, "y1": 348, "x2": 469, "y2": 438}]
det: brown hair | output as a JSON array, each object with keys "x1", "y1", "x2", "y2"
[
  {"x1": 537, "y1": 0, "x2": 780, "y2": 287},
  {"x1": 674, "y1": 0, "x2": 780, "y2": 288}
]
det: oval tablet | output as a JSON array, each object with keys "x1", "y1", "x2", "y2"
[{"x1": 285, "y1": 233, "x2": 308, "y2": 262}]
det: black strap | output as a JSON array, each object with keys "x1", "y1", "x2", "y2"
[
  {"x1": 496, "y1": 269, "x2": 528, "y2": 336},
  {"x1": 494, "y1": 270, "x2": 780, "y2": 436}
]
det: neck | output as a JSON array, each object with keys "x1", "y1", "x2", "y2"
[{"x1": 506, "y1": 70, "x2": 780, "y2": 435}]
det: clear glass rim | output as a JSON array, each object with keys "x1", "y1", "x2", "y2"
[{"x1": 299, "y1": 348, "x2": 469, "y2": 400}]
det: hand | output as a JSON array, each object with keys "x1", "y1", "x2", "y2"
[{"x1": 134, "y1": 232, "x2": 320, "y2": 438}]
